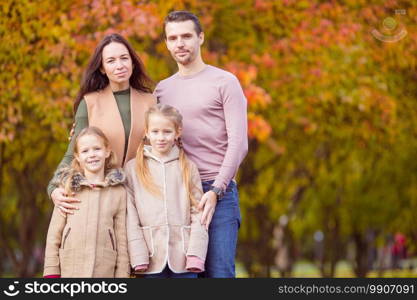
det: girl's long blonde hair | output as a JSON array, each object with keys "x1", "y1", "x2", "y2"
[
  {"x1": 136, "y1": 104, "x2": 198, "y2": 207},
  {"x1": 63, "y1": 126, "x2": 116, "y2": 194}
]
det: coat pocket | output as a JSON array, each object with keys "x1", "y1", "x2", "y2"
[
  {"x1": 108, "y1": 229, "x2": 116, "y2": 251},
  {"x1": 140, "y1": 226, "x2": 154, "y2": 257},
  {"x1": 181, "y1": 226, "x2": 191, "y2": 255},
  {"x1": 62, "y1": 227, "x2": 71, "y2": 249}
]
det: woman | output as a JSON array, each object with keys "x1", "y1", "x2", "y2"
[{"x1": 48, "y1": 33, "x2": 156, "y2": 214}]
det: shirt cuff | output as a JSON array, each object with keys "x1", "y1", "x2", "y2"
[
  {"x1": 134, "y1": 264, "x2": 149, "y2": 272},
  {"x1": 186, "y1": 255, "x2": 205, "y2": 272}
]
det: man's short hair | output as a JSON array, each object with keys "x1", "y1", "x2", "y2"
[{"x1": 164, "y1": 10, "x2": 203, "y2": 37}]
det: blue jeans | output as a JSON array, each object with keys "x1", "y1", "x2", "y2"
[
  {"x1": 143, "y1": 265, "x2": 197, "y2": 278},
  {"x1": 198, "y1": 180, "x2": 241, "y2": 278}
]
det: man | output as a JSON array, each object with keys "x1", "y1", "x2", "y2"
[{"x1": 154, "y1": 10, "x2": 248, "y2": 278}]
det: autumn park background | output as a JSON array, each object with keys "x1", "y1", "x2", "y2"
[{"x1": 1, "y1": 0, "x2": 417, "y2": 278}]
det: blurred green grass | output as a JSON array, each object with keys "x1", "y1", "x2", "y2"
[{"x1": 236, "y1": 259, "x2": 417, "y2": 278}]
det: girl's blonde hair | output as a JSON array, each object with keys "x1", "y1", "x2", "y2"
[
  {"x1": 136, "y1": 104, "x2": 198, "y2": 207},
  {"x1": 63, "y1": 126, "x2": 116, "y2": 193}
]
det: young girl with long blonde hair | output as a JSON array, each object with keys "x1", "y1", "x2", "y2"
[
  {"x1": 43, "y1": 126, "x2": 130, "y2": 278},
  {"x1": 124, "y1": 104, "x2": 208, "y2": 278}
]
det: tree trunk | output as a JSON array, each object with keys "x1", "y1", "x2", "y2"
[
  {"x1": 353, "y1": 232, "x2": 370, "y2": 277},
  {"x1": 319, "y1": 210, "x2": 342, "y2": 277}
]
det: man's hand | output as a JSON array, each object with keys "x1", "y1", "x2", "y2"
[
  {"x1": 198, "y1": 190, "x2": 217, "y2": 230},
  {"x1": 51, "y1": 187, "x2": 80, "y2": 217}
]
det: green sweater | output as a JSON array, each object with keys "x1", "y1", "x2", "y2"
[{"x1": 47, "y1": 88, "x2": 131, "y2": 196}]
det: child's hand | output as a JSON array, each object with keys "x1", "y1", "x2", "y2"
[
  {"x1": 134, "y1": 264, "x2": 149, "y2": 273},
  {"x1": 51, "y1": 187, "x2": 80, "y2": 217},
  {"x1": 198, "y1": 191, "x2": 218, "y2": 230}
]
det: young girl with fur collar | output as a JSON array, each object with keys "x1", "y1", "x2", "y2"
[{"x1": 43, "y1": 127, "x2": 130, "y2": 278}]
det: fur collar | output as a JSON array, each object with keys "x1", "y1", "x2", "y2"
[{"x1": 51, "y1": 166, "x2": 125, "y2": 192}]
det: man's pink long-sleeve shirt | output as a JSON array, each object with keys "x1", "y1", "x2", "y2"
[{"x1": 155, "y1": 65, "x2": 248, "y2": 190}]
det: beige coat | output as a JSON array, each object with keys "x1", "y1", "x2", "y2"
[
  {"x1": 43, "y1": 168, "x2": 130, "y2": 278},
  {"x1": 84, "y1": 85, "x2": 156, "y2": 167},
  {"x1": 124, "y1": 145, "x2": 208, "y2": 274}
]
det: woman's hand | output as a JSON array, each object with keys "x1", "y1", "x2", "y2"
[{"x1": 51, "y1": 187, "x2": 80, "y2": 217}]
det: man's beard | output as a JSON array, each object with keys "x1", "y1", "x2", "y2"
[{"x1": 173, "y1": 51, "x2": 194, "y2": 65}]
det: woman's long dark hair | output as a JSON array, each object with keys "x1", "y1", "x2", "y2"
[{"x1": 74, "y1": 33, "x2": 153, "y2": 113}]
